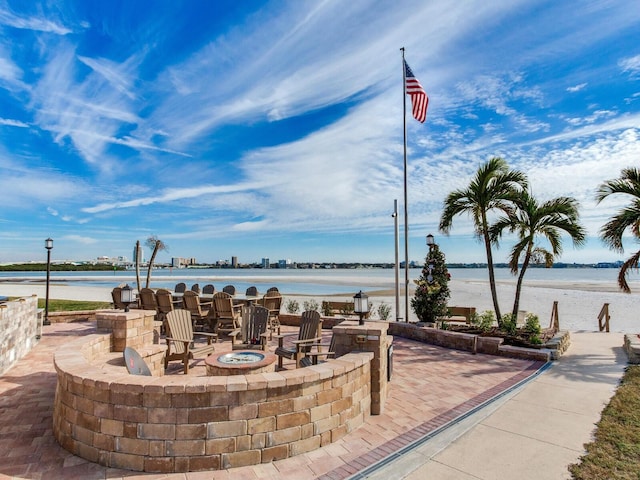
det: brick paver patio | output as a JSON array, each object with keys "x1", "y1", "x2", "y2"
[{"x1": 0, "y1": 320, "x2": 544, "y2": 479}]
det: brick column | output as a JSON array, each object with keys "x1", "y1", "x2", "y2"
[
  {"x1": 96, "y1": 309, "x2": 156, "y2": 352},
  {"x1": 332, "y1": 321, "x2": 392, "y2": 415}
]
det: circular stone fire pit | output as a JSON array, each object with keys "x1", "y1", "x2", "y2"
[{"x1": 205, "y1": 350, "x2": 277, "y2": 376}]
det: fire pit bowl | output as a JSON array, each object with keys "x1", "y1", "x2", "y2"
[{"x1": 205, "y1": 350, "x2": 277, "y2": 376}]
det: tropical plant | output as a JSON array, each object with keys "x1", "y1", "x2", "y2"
[
  {"x1": 470, "y1": 310, "x2": 495, "y2": 333},
  {"x1": 144, "y1": 235, "x2": 168, "y2": 288},
  {"x1": 500, "y1": 313, "x2": 518, "y2": 336},
  {"x1": 489, "y1": 191, "x2": 585, "y2": 317},
  {"x1": 411, "y1": 243, "x2": 450, "y2": 322},
  {"x1": 303, "y1": 299, "x2": 319, "y2": 312},
  {"x1": 285, "y1": 299, "x2": 299, "y2": 314},
  {"x1": 595, "y1": 167, "x2": 640, "y2": 292},
  {"x1": 439, "y1": 157, "x2": 527, "y2": 323},
  {"x1": 377, "y1": 302, "x2": 392, "y2": 321}
]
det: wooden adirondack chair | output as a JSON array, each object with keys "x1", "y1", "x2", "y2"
[
  {"x1": 260, "y1": 291, "x2": 283, "y2": 339},
  {"x1": 222, "y1": 285, "x2": 236, "y2": 295},
  {"x1": 164, "y1": 309, "x2": 217, "y2": 374},
  {"x1": 139, "y1": 288, "x2": 158, "y2": 311},
  {"x1": 245, "y1": 286, "x2": 258, "y2": 297},
  {"x1": 274, "y1": 310, "x2": 322, "y2": 369},
  {"x1": 111, "y1": 287, "x2": 125, "y2": 309},
  {"x1": 182, "y1": 291, "x2": 210, "y2": 331},
  {"x1": 155, "y1": 288, "x2": 174, "y2": 323},
  {"x1": 202, "y1": 284, "x2": 216, "y2": 294},
  {"x1": 230, "y1": 305, "x2": 269, "y2": 351},
  {"x1": 299, "y1": 333, "x2": 337, "y2": 367},
  {"x1": 212, "y1": 292, "x2": 242, "y2": 336}
]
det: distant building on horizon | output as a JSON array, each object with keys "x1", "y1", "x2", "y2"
[
  {"x1": 278, "y1": 259, "x2": 293, "y2": 269},
  {"x1": 261, "y1": 258, "x2": 270, "y2": 269},
  {"x1": 231, "y1": 256, "x2": 238, "y2": 268},
  {"x1": 172, "y1": 257, "x2": 196, "y2": 268}
]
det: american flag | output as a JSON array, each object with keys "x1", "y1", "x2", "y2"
[{"x1": 404, "y1": 61, "x2": 428, "y2": 123}]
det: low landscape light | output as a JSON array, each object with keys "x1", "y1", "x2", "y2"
[
  {"x1": 353, "y1": 290, "x2": 369, "y2": 326},
  {"x1": 120, "y1": 284, "x2": 135, "y2": 312}
]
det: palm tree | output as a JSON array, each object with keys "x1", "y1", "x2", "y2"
[
  {"x1": 595, "y1": 167, "x2": 640, "y2": 293},
  {"x1": 490, "y1": 191, "x2": 586, "y2": 317},
  {"x1": 145, "y1": 236, "x2": 168, "y2": 288},
  {"x1": 439, "y1": 157, "x2": 527, "y2": 323}
]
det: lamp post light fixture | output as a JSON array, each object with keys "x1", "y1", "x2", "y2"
[
  {"x1": 426, "y1": 234, "x2": 435, "y2": 249},
  {"x1": 353, "y1": 290, "x2": 369, "y2": 326},
  {"x1": 43, "y1": 238, "x2": 53, "y2": 326},
  {"x1": 120, "y1": 284, "x2": 135, "y2": 312}
]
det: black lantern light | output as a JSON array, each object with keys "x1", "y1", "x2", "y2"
[
  {"x1": 426, "y1": 234, "x2": 435, "y2": 248},
  {"x1": 120, "y1": 284, "x2": 135, "y2": 312},
  {"x1": 353, "y1": 290, "x2": 369, "y2": 326}
]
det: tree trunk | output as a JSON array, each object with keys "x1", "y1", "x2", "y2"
[
  {"x1": 134, "y1": 240, "x2": 141, "y2": 292},
  {"x1": 145, "y1": 240, "x2": 160, "y2": 288},
  {"x1": 512, "y1": 250, "x2": 531, "y2": 318},
  {"x1": 482, "y1": 214, "x2": 501, "y2": 322}
]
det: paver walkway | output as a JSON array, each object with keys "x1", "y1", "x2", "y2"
[{"x1": 0, "y1": 320, "x2": 546, "y2": 479}]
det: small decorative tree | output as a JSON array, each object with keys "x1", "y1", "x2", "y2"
[{"x1": 411, "y1": 243, "x2": 451, "y2": 323}]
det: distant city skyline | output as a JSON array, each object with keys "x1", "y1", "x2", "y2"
[{"x1": 1, "y1": 2, "x2": 639, "y2": 265}]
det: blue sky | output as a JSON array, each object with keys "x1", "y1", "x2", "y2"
[{"x1": 1, "y1": 1, "x2": 639, "y2": 265}]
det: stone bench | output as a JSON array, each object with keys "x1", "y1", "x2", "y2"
[{"x1": 321, "y1": 301, "x2": 370, "y2": 319}]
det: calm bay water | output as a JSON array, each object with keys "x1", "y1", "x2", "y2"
[{"x1": 0, "y1": 267, "x2": 632, "y2": 295}]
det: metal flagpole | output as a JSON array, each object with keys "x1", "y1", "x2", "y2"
[
  {"x1": 401, "y1": 47, "x2": 409, "y2": 322},
  {"x1": 393, "y1": 199, "x2": 400, "y2": 321}
]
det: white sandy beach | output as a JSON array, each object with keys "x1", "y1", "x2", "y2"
[{"x1": 3, "y1": 278, "x2": 638, "y2": 333}]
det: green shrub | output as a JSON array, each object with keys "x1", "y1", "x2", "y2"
[
  {"x1": 340, "y1": 302, "x2": 354, "y2": 315},
  {"x1": 500, "y1": 313, "x2": 518, "y2": 336},
  {"x1": 470, "y1": 310, "x2": 495, "y2": 333},
  {"x1": 377, "y1": 302, "x2": 392, "y2": 321},
  {"x1": 321, "y1": 301, "x2": 332, "y2": 316},
  {"x1": 303, "y1": 299, "x2": 319, "y2": 312},
  {"x1": 285, "y1": 299, "x2": 299, "y2": 314},
  {"x1": 524, "y1": 313, "x2": 541, "y2": 335}
]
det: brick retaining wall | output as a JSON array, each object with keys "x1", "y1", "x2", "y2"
[
  {"x1": 387, "y1": 322, "x2": 568, "y2": 362},
  {"x1": 52, "y1": 326, "x2": 373, "y2": 472},
  {"x1": 0, "y1": 295, "x2": 39, "y2": 375}
]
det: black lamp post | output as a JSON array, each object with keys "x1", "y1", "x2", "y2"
[
  {"x1": 120, "y1": 284, "x2": 135, "y2": 312},
  {"x1": 44, "y1": 238, "x2": 53, "y2": 326},
  {"x1": 353, "y1": 290, "x2": 369, "y2": 326}
]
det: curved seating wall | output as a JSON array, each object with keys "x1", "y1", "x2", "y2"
[{"x1": 53, "y1": 332, "x2": 373, "y2": 473}]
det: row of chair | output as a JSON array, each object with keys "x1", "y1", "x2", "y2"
[
  {"x1": 173, "y1": 283, "x2": 279, "y2": 297},
  {"x1": 163, "y1": 306, "x2": 336, "y2": 373}
]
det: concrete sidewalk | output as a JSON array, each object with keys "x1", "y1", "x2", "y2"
[{"x1": 363, "y1": 331, "x2": 627, "y2": 480}]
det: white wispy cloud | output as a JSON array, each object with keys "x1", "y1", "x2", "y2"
[
  {"x1": 62, "y1": 234, "x2": 98, "y2": 245},
  {"x1": 567, "y1": 83, "x2": 587, "y2": 92},
  {"x1": 82, "y1": 182, "x2": 267, "y2": 213},
  {"x1": 0, "y1": 117, "x2": 28, "y2": 127},
  {"x1": 0, "y1": 8, "x2": 72, "y2": 34},
  {"x1": 620, "y1": 54, "x2": 640, "y2": 76}
]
